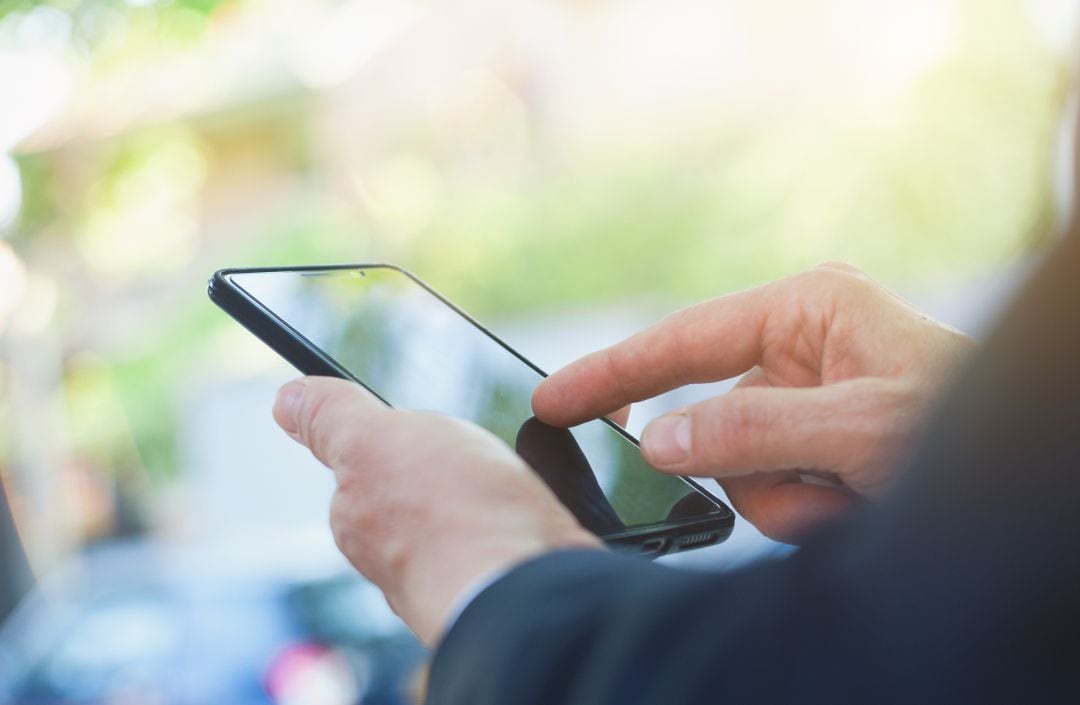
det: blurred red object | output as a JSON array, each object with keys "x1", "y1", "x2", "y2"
[{"x1": 264, "y1": 642, "x2": 361, "y2": 705}]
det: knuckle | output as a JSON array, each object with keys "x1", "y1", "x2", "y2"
[
  {"x1": 794, "y1": 264, "x2": 876, "y2": 312},
  {"x1": 815, "y1": 259, "x2": 863, "y2": 276},
  {"x1": 807, "y1": 262, "x2": 855, "y2": 286},
  {"x1": 806, "y1": 265, "x2": 857, "y2": 293}
]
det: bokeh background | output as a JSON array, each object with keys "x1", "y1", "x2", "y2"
[{"x1": 1, "y1": 1, "x2": 1078, "y2": 703}]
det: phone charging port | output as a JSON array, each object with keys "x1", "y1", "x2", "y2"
[{"x1": 640, "y1": 538, "x2": 667, "y2": 555}]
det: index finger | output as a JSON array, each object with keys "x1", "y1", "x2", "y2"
[{"x1": 532, "y1": 283, "x2": 779, "y2": 427}]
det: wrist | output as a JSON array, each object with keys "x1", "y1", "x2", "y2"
[{"x1": 396, "y1": 527, "x2": 602, "y2": 645}]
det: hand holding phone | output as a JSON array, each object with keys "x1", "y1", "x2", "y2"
[
  {"x1": 271, "y1": 373, "x2": 604, "y2": 644},
  {"x1": 209, "y1": 265, "x2": 734, "y2": 555}
]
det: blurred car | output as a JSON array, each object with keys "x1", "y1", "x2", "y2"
[{"x1": 0, "y1": 540, "x2": 428, "y2": 705}]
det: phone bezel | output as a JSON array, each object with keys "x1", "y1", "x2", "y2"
[{"x1": 208, "y1": 264, "x2": 735, "y2": 555}]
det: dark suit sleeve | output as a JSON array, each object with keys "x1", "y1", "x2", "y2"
[
  {"x1": 426, "y1": 231, "x2": 1080, "y2": 705},
  {"x1": 0, "y1": 477, "x2": 32, "y2": 623}
]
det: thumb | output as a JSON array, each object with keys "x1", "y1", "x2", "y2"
[
  {"x1": 639, "y1": 378, "x2": 907, "y2": 486},
  {"x1": 273, "y1": 376, "x2": 390, "y2": 471}
]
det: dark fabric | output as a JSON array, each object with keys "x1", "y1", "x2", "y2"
[
  {"x1": 426, "y1": 229, "x2": 1080, "y2": 705},
  {"x1": 0, "y1": 477, "x2": 32, "y2": 623}
]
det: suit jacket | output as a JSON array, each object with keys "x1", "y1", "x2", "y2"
[
  {"x1": 0, "y1": 478, "x2": 31, "y2": 624},
  {"x1": 426, "y1": 228, "x2": 1080, "y2": 704}
]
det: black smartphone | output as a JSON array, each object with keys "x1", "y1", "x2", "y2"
[{"x1": 208, "y1": 265, "x2": 734, "y2": 555}]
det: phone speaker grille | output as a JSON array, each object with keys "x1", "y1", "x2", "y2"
[{"x1": 678, "y1": 531, "x2": 720, "y2": 549}]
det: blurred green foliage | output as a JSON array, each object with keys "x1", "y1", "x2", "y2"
[
  {"x1": 413, "y1": 0, "x2": 1066, "y2": 314},
  {"x1": 1, "y1": 0, "x2": 1074, "y2": 525},
  {"x1": 0, "y1": 0, "x2": 233, "y2": 21}
]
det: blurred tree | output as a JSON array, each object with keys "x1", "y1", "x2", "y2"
[{"x1": 0, "y1": 0, "x2": 1074, "y2": 563}]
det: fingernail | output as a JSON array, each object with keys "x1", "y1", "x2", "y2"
[
  {"x1": 274, "y1": 379, "x2": 307, "y2": 434},
  {"x1": 642, "y1": 414, "x2": 691, "y2": 466}
]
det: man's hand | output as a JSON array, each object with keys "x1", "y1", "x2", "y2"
[
  {"x1": 273, "y1": 377, "x2": 601, "y2": 646},
  {"x1": 533, "y1": 262, "x2": 974, "y2": 544}
]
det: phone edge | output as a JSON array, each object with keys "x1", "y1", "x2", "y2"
[{"x1": 208, "y1": 266, "x2": 736, "y2": 557}]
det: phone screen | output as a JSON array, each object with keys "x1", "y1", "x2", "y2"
[{"x1": 228, "y1": 266, "x2": 725, "y2": 535}]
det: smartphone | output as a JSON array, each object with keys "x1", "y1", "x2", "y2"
[{"x1": 208, "y1": 265, "x2": 734, "y2": 555}]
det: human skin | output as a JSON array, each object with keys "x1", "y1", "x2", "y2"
[
  {"x1": 272, "y1": 377, "x2": 600, "y2": 646},
  {"x1": 272, "y1": 262, "x2": 973, "y2": 643},
  {"x1": 532, "y1": 262, "x2": 975, "y2": 542}
]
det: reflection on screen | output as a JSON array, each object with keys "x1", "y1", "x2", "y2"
[{"x1": 231, "y1": 267, "x2": 721, "y2": 532}]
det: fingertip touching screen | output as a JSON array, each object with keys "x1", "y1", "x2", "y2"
[{"x1": 228, "y1": 266, "x2": 725, "y2": 535}]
